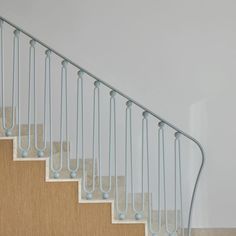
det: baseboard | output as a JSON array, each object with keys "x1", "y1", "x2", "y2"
[{"x1": 191, "y1": 228, "x2": 236, "y2": 236}]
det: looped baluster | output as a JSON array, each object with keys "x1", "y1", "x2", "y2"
[
  {"x1": 99, "y1": 91, "x2": 116, "y2": 199},
  {"x1": 113, "y1": 92, "x2": 128, "y2": 220},
  {"x1": 67, "y1": 71, "x2": 84, "y2": 178},
  {"x1": 162, "y1": 130, "x2": 184, "y2": 235},
  {"x1": 162, "y1": 127, "x2": 175, "y2": 235},
  {"x1": 50, "y1": 60, "x2": 68, "y2": 178},
  {"x1": 142, "y1": 111, "x2": 160, "y2": 235},
  {"x1": 33, "y1": 49, "x2": 51, "y2": 157},
  {"x1": 18, "y1": 39, "x2": 35, "y2": 157},
  {"x1": 148, "y1": 121, "x2": 164, "y2": 235},
  {"x1": 45, "y1": 50, "x2": 53, "y2": 179},
  {"x1": 127, "y1": 101, "x2": 144, "y2": 220},
  {"x1": 82, "y1": 79, "x2": 100, "y2": 199},
  {"x1": 175, "y1": 132, "x2": 184, "y2": 236},
  {"x1": 1, "y1": 25, "x2": 20, "y2": 136}
]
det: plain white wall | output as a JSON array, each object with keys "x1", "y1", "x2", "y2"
[{"x1": 1, "y1": 0, "x2": 236, "y2": 228}]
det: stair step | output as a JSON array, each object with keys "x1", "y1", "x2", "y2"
[
  {"x1": 0, "y1": 123, "x2": 44, "y2": 137},
  {"x1": 16, "y1": 135, "x2": 67, "y2": 157},
  {"x1": 49, "y1": 157, "x2": 97, "y2": 179},
  {"x1": 0, "y1": 110, "x2": 180, "y2": 235},
  {"x1": 0, "y1": 138, "x2": 145, "y2": 236}
]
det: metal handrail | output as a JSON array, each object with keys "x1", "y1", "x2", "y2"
[{"x1": 0, "y1": 15, "x2": 205, "y2": 236}]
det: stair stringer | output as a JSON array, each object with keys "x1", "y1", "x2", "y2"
[{"x1": 3, "y1": 136, "x2": 148, "y2": 236}]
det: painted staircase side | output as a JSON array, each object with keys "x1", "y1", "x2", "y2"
[
  {"x1": 0, "y1": 138, "x2": 146, "y2": 236},
  {"x1": 0, "y1": 109, "x2": 178, "y2": 235}
]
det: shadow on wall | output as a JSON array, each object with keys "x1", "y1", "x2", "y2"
[
  {"x1": 189, "y1": 92, "x2": 236, "y2": 228},
  {"x1": 189, "y1": 99, "x2": 208, "y2": 228}
]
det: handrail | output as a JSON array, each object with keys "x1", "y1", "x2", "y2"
[
  {"x1": 0, "y1": 15, "x2": 205, "y2": 236},
  {"x1": 0, "y1": 17, "x2": 202, "y2": 140}
]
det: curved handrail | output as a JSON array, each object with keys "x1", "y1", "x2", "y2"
[
  {"x1": 187, "y1": 141, "x2": 205, "y2": 236},
  {"x1": 0, "y1": 15, "x2": 205, "y2": 235}
]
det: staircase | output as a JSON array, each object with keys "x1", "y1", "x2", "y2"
[{"x1": 0, "y1": 16, "x2": 205, "y2": 236}]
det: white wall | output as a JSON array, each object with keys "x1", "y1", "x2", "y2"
[{"x1": 1, "y1": 0, "x2": 236, "y2": 228}]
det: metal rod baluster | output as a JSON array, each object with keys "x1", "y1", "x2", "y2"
[
  {"x1": 67, "y1": 71, "x2": 83, "y2": 178},
  {"x1": 45, "y1": 50, "x2": 54, "y2": 179},
  {"x1": 114, "y1": 93, "x2": 128, "y2": 220},
  {"x1": 82, "y1": 80, "x2": 98, "y2": 200},
  {"x1": 34, "y1": 45, "x2": 50, "y2": 157},
  {"x1": 115, "y1": 92, "x2": 129, "y2": 220},
  {"x1": 77, "y1": 70, "x2": 84, "y2": 175},
  {"x1": 127, "y1": 101, "x2": 144, "y2": 220},
  {"x1": 51, "y1": 60, "x2": 68, "y2": 178},
  {"x1": 175, "y1": 132, "x2": 184, "y2": 236},
  {"x1": 18, "y1": 39, "x2": 35, "y2": 157},
  {"x1": 64, "y1": 61, "x2": 70, "y2": 179},
  {"x1": 144, "y1": 111, "x2": 161, "y2": 235},
  {"x1": 15, "y1": 30, "x2": 20, "y2": 140},
  {"x1": 99, "y1": 88, "x2": 114, "y2": 199},
  {"x1": 0, "y1": 23, "x2": 19, "y2": 136},
  {"x1": 148, "y1": 122, "x2": 164, "y2": 235},
  {"x1": 157, "y1": 123, "x2": 164, "y2": 229},
  {"x1": 80, "y1": 70, "x2": 86, "y2": 192},
  {"x1": 163, "y1": 131, "x2": 183, "y2": 235}
]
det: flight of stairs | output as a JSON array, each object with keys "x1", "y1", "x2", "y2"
[{"x1": 0, "y1": 108, "x2": 178, "y2": 236}]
